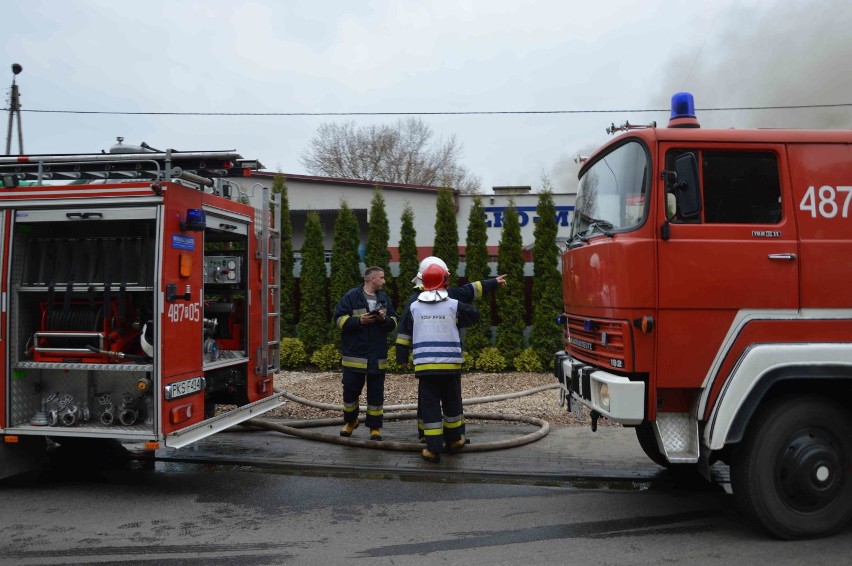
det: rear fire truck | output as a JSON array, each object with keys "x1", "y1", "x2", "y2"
[
  {"x1": 554, "y1": 93, "x2": 852, "y2": 539},
  {"x1": 0, "y1": 145, "x2": 283, "y2": 479}
]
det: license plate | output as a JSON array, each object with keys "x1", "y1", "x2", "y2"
[
  {"x1": 570, "y1": 395, "x2": 585, "y2": 421},
  {"x1": 165, "y1": 376, "x2": 204, "y2": 400}
]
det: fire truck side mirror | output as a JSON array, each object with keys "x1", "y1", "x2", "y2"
[
  {"x1": 2, "y1": 174, "x2": 20, "y2": 188},
  {"x1": 672, "y1": 153, "x2": 702, "y2": 219}
]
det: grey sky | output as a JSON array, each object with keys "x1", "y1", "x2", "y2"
[{"x1": 4, "y1": 1, "x2": 851, "y2": 192}]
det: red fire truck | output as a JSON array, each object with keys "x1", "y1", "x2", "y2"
[
  {"x1": 554, "y1": 93, "x2": 852, "y2": 539},
  {"x1": 0, "y1": 144, "x2": 283, "y2": 479}
]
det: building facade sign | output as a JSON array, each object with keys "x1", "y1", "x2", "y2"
[{"x1": 483, "y1": 205, "x2": 574, "y2": 229}]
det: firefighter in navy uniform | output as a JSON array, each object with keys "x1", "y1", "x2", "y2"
[
  {"x1": 396, "y1": 256, "x2": 507, "y2": 441},
  {"x1": 398, "y1": 263, "x2": 480, "y2": 463},
  {"x1": 333, "y1": 266, "x2": 398, "y2": 441}
]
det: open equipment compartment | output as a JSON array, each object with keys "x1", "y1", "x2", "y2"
[{"x1": 7, "y1": 206, "x2": 157, "y2": 439}]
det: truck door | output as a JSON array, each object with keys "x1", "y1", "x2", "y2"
[{"x1": 655, "y1": 144, "x2": 799, "y2": 390}]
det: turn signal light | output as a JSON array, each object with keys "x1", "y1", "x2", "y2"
[
  {"x1": 633, "y1": 315, "x2": 655, "y2": 334},
  {"x1": 179, "y1": 253, "x2": 193, "y2": 278},
  {"x1": 170, "y1": 404, "x2": 194, "y2": 424}
]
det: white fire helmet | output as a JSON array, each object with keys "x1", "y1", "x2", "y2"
[{"x1": 412, "y1": 256, "x2": 449, "y2": 288}]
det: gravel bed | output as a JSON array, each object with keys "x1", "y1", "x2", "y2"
[{"x1": 269, "y1": 370, "x2": 620, "y2": 429}]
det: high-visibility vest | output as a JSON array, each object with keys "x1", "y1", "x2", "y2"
[{"x1": 410, "y1": 298, "x2": 462, "y2": 372}]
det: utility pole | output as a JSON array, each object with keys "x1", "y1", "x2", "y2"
[{"x1": 5, "y1": 63, "x2": 23, "y2": 156}]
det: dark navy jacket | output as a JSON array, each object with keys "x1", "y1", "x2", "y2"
[{"x1": 333, "y1": 286, "x2": 398, "y2": 373}]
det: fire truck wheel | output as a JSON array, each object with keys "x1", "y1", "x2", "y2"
[{"x1": 730, "y1": 395, "x2": 852, "y2": 539}]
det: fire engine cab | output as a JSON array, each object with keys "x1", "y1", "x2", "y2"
[
  {"x1": 0, "y1": 144, "x2": 284, "y2": 479},
  {"x1": 555, "y1": 93, "x2": 852, "y2": 539}
]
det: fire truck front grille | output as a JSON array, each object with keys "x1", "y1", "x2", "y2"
[{"x1": 565, "y1": 315, "x2": 632, "y2": 372}]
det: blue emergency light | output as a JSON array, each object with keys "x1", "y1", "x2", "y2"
[
  {"x1": 668, "y1": 92, "x2": 700, "y2": 128},
  {"x1": 181, "y1": 208, "x2": 206, "y2": 232},
  {"x1": 670, "y1": 92, "x2": 695, "y2": 119}
]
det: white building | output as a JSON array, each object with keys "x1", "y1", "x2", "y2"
[{"x1": 236, "y1": 172, "x2": 576, "y2": 278}]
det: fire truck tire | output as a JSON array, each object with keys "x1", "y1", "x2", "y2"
[{"x1": 730, "y1": 395, "x2": 852, "y2": 539}]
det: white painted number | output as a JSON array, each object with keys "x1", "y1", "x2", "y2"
[
  {"x1": 800, "y1": 185, "x2": 852, "y2": 218},
  {"x1": 167, "y1": 302, "x2": 201, "y2": 323}
]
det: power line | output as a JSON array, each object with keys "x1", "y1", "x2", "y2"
[{"x1": 1, "y1": 103, "x2": 852, "y2": 117}]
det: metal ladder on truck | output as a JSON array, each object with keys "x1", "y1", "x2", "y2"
[{"x1": 257, "y1": 186, "x2": 281, "y2": 376}]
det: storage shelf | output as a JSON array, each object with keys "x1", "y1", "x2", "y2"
[{"x1": 203, "y1": 350, "x2": 249, "y2": 371}]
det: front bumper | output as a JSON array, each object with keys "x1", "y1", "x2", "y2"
[{"x1": 554, "y1": 352, "x2": 645, "y2": 425}]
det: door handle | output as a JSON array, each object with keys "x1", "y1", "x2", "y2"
[{"x1": 768, "y1": 253, "x2": 796, "y2": 261}]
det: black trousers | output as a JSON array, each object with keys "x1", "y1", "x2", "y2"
[
  {"x1": 341, "y1": 369, "x2": 385, "y2": 429},
  {"x1": 417, "y1": 373, "x2": 465, "y2": 453}
]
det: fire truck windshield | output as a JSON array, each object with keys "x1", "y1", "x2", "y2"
[{"x1": 570, "y1": 140, "x2": 648, "y2": 241}]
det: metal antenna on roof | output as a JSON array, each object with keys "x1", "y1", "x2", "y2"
[{"x1": 5, "y1": 63, "x2": 24, "y2": 155}]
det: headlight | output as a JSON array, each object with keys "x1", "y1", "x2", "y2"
[{"x1": 599, "y1": 382, "x2": 610, "y2": 411}]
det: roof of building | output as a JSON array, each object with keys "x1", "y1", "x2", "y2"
[{"x1": 252, "y1": 171, "x2": 453, "y2": 194}]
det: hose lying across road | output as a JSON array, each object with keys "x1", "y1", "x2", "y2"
[{"x1": 243, "y1": 383, "x2": 559, "y2": 453}]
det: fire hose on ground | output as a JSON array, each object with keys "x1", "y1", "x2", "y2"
[{"x1": 241, "y1": 383, "x2": 559, "y2": 453}]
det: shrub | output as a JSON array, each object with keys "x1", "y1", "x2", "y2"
[
  {"x1": 310, "y1": 343, "x2": 342, "y2": 371},
  {"x1": 513, "y1": 347, "x2": 543, "y2": 372},
  {"x1": 461, "y1": 350, "x2": 475, "y2": 371},
  {"x1": 279, "y1": 337, "x2": 308, "y2": 368},
  {"x1": 384, "y1": 352, "x2": 412, "y2": 373},
  {"x1": 475, "y1": 347, "x2": 507, "y2": 372}
]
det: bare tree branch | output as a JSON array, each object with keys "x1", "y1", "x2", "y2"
[{"x1": 299, "y1": 118, "x2": 482, "y2": 193}]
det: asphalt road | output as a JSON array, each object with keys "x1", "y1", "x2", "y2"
[{"x1": 1, "y1": 453, "x2": 850, "y2": 565}]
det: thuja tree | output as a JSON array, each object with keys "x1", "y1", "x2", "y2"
[
  {"x1": 331, "y1": 200, "x2": 362, "y2": 304},
  {"x1": 397, "y1": 203, "x2": 419, "y2": 300},
  {"x1": 529, "y1": 190, "x2": 564, "y2": 368},
  {"x1": 462, "y1": 195, "x2": 492, "y2": 357},
  {"x1": 272, "y1": 175, "x2": 296, "y2": 337},
  {"x1": 364, "y1": 187, "x2": 392, "y2": 289},
  {"x1": 299, "y1": 212, "x2": 332, "y2": 354},
  {"x1": 495, "y1": 201, "x2": 526, "y2": 367},
  {"x1": 432, "y1": 188, "x2": 459, "y2": 286}
]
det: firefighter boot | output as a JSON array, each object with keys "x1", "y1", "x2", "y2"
[
  {"x1": 421, "y1": 448, "x2": 441, "y2": 463},
  {"x1": 447, "y1": 435, "x2": 466, "y2": 453},
  {"x1": 370, "y1": 428, "x2": 383, "y2": 441},
  {"x1": 340, "y1": 420, "x2": 360, "y2": 437}
]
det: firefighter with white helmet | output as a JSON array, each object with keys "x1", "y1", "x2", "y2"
[
  {"x1": 397, "y1": 255, "x2": 508, "y2": 441},
  {"x1": 410, "y1": 256, "x2": 449, "y2": 288},
  {"x1": 398, "y1": 263, "x2": 480, "y2": 462}
]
